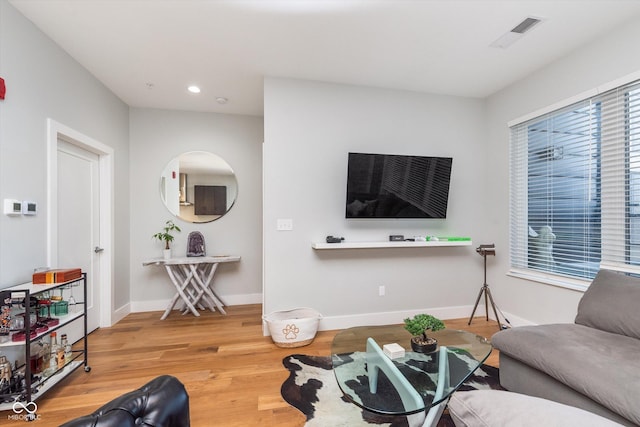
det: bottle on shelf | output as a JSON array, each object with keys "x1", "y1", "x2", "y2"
[
  {"x1": 29, "y1": 340, "x2": 49, "y2": 374},
  {"x1": 61, "y1": 333, "x2": 72, "y2": 364},
  {"x1": 0, "y1": 354, "x2": 11, "y2": 389},
  {"x1": 42, "y1": 337, "x2": 51, "y2": 372},
  {"x1": 56, "y1": 334, "x2": 65, "y2": 368},
  {"x1": 44, "y1": 331, "x2": 60, "y2": 377},
  {"x1": 43, "y1": 332, "x2": 58, "y2": 377},
  {"x1": 29, "y1": 342, "x2": 42, "y2": 374}
]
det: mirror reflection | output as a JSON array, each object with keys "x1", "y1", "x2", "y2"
[{"x1": 160, "y1": 151, "x2": 237, "y2": 223}]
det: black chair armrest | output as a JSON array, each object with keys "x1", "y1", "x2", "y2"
[{"x1": 60, "y1": 375, "x2": 190, "y2": 427}]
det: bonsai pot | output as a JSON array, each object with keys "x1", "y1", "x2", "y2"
[{"x1": 410, "y1": 336, "x2": 438, "y2": 353}]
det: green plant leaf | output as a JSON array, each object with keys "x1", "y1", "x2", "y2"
[{"x1": 403, "y1": 314, "x2": 445, "y2": 339}]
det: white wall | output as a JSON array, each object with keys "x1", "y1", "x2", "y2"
[
  {"x1": 8, "y1": 0, "x2": 640, "y2": 328},
  {"x1": 129, "y1": 108, "x2": 263, "y2": 311},
  {"x1": 485, "y1": 16, "x2": 640, "y2": 324},
  {"x1": 0, "y1": 2, "x2": 130, "y2": 313},
  {"x1": 264, "y1": 78, "x2": 490, "y2": 329}
]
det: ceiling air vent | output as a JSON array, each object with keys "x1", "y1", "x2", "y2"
[
  {"x1": 490, "y1": 16, "x2": 544, "y2": 49},
  {"x1": 511, "y1": 17, "x2": 542, "y2": 34}
]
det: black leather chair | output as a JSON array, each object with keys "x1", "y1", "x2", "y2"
[{"x1": 60, "y1": 375, "x2": 190, "y2": 427}]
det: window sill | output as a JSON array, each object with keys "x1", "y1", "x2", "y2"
[{"x1": 508, "y1": 268, "x2": 589, "y2": 292}]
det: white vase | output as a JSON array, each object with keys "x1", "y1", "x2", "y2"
[{"x1": 163, "y1": 249, "x2": 171, "y2": 260}]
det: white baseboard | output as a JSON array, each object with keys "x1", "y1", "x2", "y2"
[
  {"x1": 315, "y1": 305, "x2": 536, "y2": 332},
  {"x1": 122, "y1": 297, "x2": 535, "y2": 332},
  {"x1": 129, "y1": 299, "x2": 170, "y2": 313},
  {"x1": 128, "y1": 293, "x2": 263, "y2": 314},
  {"x1": 222, "y1": 293, "x2": 263, "y2": 306},
  {"x1": 262, "y1": 305, "x2": 536, "y2": 336},
  {"x1": 112, "y1": 303, "x2": 131, "y2": 325},
  {"x1": 316, "y1": 305, "x2": 471, "y2": 331}
]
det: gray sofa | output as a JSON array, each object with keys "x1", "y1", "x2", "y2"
[
  {"x1": 492, "y1": 269, "x2": 640, "y2": 426},
  {"x1": 448, "y1": 390, "x2": 624, "y2": 427}
]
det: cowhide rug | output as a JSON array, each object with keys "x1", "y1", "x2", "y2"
[{"x1": 281, "y1": 354, "x2": 503, "y2": 427}]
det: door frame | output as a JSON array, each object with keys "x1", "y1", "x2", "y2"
[{"x1": 46, "y1": 118, "x2": 114, "y2": 328}]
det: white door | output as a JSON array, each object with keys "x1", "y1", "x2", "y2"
[{"x1": 56, "y1": 140, "x2": 101, "y2": 339}]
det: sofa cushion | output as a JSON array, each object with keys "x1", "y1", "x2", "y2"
[
  {"x1": 448, "y1": 390, "x2": 624, "y2": 427},
  {"x1": 491, "y1": 324, "x2": 640, "y2": 425},
  {"x1": 575, "y1": 269, "x2": 640, "y2": 340}
]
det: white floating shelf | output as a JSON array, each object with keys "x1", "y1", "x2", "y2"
[{"x1": 312, "y1": 240, "x2": 472, "y2": 250}]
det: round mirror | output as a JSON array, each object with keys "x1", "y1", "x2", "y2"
[{"x1": 160, "y1": 151, "x2": 237, "y2": 223}]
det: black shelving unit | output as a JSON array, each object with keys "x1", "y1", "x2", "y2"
[{"x1": 0, "y1": 273, "x2": 90, "y2": 412}]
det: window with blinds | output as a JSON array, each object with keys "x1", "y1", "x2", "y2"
[{"x1": 510, "y1": 80, "x2": 640, "y2": 283}]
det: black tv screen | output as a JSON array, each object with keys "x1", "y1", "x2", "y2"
[
  {"x1": 194, "y1": 185, "x2": 227, "y2": 215},
  {"x1": 345, "y1": 152, "x2": 453, "y2": 219}
]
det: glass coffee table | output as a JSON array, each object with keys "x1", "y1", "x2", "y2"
[{"x1": 332, "y1": 325, "x2": 492, "y2": 426}]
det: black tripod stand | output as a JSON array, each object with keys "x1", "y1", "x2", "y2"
[{"x1": 468, "y1": 244, "x2": 510, "y2": 330}]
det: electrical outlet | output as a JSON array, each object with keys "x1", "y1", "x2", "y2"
[
  {"x1": 276, "y1": 218, "x2": 293, "y2": 231},
  {"x1": 379, "y1": 285, "x2": 385, "y2": 296}
]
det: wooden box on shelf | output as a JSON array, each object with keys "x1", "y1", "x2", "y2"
[{"x1": 32, "y1": 268, "x2": 82, "y2": 284}]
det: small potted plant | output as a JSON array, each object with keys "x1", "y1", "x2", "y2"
[
  {"x1": 403, "y1": 313, "x2": 445, "y2": 353},
  {"x1": 153, "y1": 220, "x2": 181, "y2": 259}
]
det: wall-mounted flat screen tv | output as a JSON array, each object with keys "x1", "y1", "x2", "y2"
[
  {"x1": 194, "y1": 185, "x2": 227, "y2": 215},
  {"x1": 345, "y1": 152, "x2": 453, "y2": 219}
]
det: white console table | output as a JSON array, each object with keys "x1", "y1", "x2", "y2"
[{"x1": 143, "y1": 255, "x2": 240, "y2": 320}]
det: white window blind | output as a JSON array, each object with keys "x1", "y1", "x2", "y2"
[{"x1": 510, "y1": 80, "x2": 640, "y2": 282}]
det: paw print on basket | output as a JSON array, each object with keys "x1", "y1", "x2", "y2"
[
  {"x1": 282, "y1": 324, "x2": 300, "y2": 340},
  {"x1": 263, "y1": 308, "x2": 322, "y2": 348}
]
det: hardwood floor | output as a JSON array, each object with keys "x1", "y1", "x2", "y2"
[{"x1": 27, "y1": 304, "x2": 501, "y2": 426}]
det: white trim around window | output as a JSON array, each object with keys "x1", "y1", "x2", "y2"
[
  {"x1": 509, "y1": 75, "x2": 640, "y2": 289},
  {"x1": 509, "y1": 69, "x2": 640, "y2": 128}
]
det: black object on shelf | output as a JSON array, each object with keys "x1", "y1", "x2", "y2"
[{"x1": 326, "y1": 236, "x2": 344, "y2": 244}]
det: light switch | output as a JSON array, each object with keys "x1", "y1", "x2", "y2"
[
  {"x1": 4, "y1": 199, "x2": 21, "y2": 216},
  {"x1": 277, "y1": 218, "x2": 293, "y2": 231},
  {"x1": 22, "y1": 201, "x2": 37, "y2": 215}
]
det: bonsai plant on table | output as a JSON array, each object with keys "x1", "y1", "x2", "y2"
[
  {"x1": 153, "y1": 220, "x2": 181, "y2": 259},
  {"x1": 404, "y1": 313, "x2": 445, "y2": 353}
]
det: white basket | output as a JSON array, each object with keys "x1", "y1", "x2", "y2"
[{"x1": 263, "y1": 307, "x2": 322, "y2": 348}]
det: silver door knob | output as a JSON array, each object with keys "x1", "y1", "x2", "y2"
[{"x1": 94, "y1": 246, "x2": 104, "y2": 253}]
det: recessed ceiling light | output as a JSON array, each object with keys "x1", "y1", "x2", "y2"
[
  {"x1": 188, "y1": 85, "x2": 201, "y2": 94},
  {"x1": 215, "y1": 97, "x2": 228, "y2": 105}
]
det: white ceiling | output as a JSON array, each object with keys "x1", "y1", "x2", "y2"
[{"x1": 10, "y1": 0, "x2": 640, "y2": 117}]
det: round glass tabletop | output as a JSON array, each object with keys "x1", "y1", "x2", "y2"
[{"x1": 331, "y1": 325, "x2": 492, "y2": 415}]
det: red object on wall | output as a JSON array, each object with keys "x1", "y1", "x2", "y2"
[
  {"x1": 0, "y1": 77, "x2": 5, "y2": 100},
  {"x1": 172, "y1": 171, "x2": 176, "y2": 179}
]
